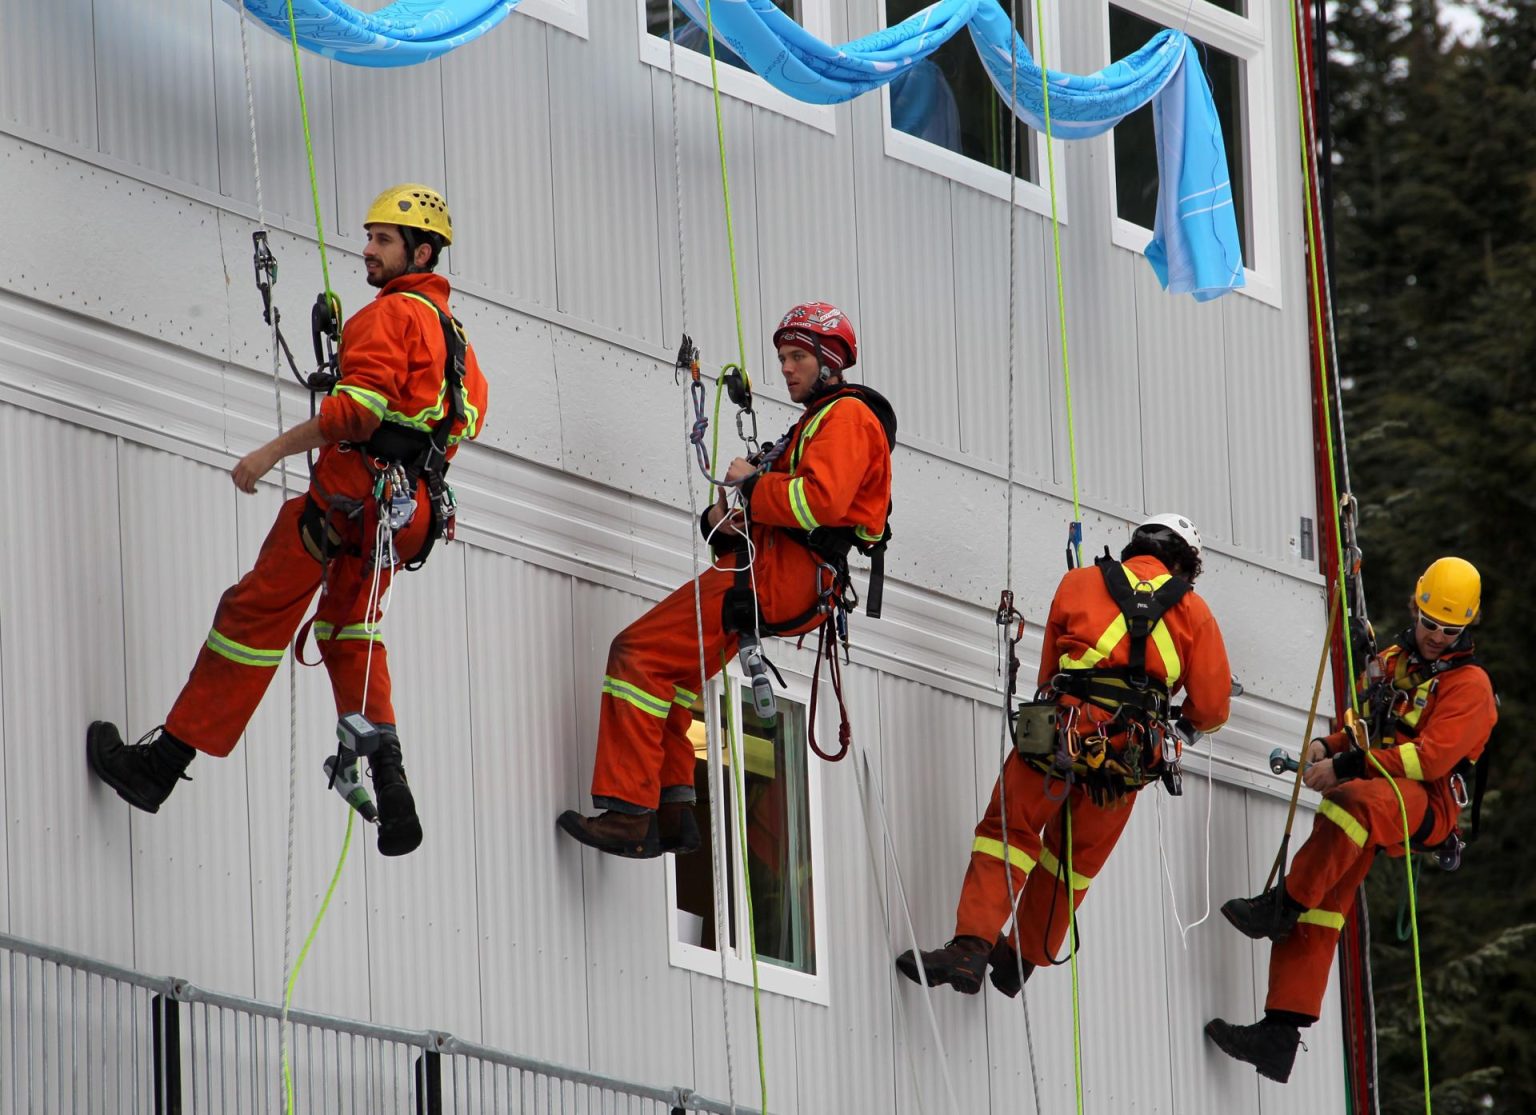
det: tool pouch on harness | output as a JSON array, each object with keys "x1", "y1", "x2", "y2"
[{"x1": 1012, "y1": 700, "x2": 1060, "y2": 758}]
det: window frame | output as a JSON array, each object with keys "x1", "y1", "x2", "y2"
[
  {"x1": 665, "y1": 665, "x2": 831, "y2": 1006},
  {"x1": 1103, "y1": 0, "x2": 1281, "y2": 307},
  {"x1": 637, "y1": 0, "x2": 838, "y2": 134},
  {"x1": 520, "y1": 0, "x2": 590, "y2": 39},
  {"x1": 877, "y1": 0, "x2": 1069, "y2": 219}
]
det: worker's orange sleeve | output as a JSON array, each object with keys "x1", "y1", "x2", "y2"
[{"x1": 1177, "y1": 604, "x2": 1231, "y2": 731}]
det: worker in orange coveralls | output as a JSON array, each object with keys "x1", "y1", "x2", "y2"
[
  {"x1": 898, "y1": 514, "x2": 1231, "y2": 996},
  {"x1": 1208, "y1": 556, "x2": 1496, "y2": 1083},
  {"x1": 87, "y1": 184, "x2": 489, "y2": 858},
  {"x1": 558, "y1": 302, "x2": 895, "y2": 858}
]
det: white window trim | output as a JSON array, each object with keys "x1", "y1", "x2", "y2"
[
  {"x1": 521, "y1": 0, "x2": 589, "y2": 39},
  {"x1": 1103, "y1": 0, "x2": 1282, "y2": 308},
  {"x1": 638, "y1": 0, "x2": 838, "y2": 134},
  {"x1": 878, "y1": 0, "x2": 1067, "y2": 220},
  {"x1": 665, "y1": 666, "x2": 831, "y2": 1007}
]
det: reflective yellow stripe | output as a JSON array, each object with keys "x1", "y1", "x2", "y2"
[
  {"x1": 313, "y1": 621, "x2": 383, "y2": 643},
  {"x1": 972, "y1": 836, "x2": 1036, "y2": 874},
  {"x1": 1061, "y1": 615, "x2": 1127, "y2": 670},
  {"x1": 1297, "y1": 909, "x2": 1346, "y2": 931},
  {"x1": 787, "y1": 477, "x2": 820, "y2": 531},
  {"x1": 335, "y1": 384, "x2": 388, "y2": 419},
  {"x1": 1318, "y1": 799, "x2": 1369, "y2": 847},
  {"x1": 790, "y1": 398, "x2": 845, "y2": 470},
  {"x1": 1037, "y1": 846, "x2": 1093, "y2": 891},
  {"x1": 1396, "y1": 743, "x2": 1425, "y2": 781},
  {"x1": 1150, "y1": 622, "x2": 1182, "y2": 688},
  {"x1": 602, "y1": 676, "x2": 671, "y2": 719},
  {"x1": 855, "y1": 525, "x2": 882, "y2": 542},
  {"x1": 674, "y1": 686, "x2": 698, "y2": 707},
  {"x1": 204, "y1": 629, "x2": 285, "y2": 668}
]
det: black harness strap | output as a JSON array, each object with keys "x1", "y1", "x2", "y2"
[{"x1": 1094, "y1": 552, "x2": 1191, "y2": 682}]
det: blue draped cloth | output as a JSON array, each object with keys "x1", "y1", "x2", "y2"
[
  {"x1": 225, "y1": 0, "x2": 1244, "y2": 297},
  {"x1": 226, "y1": 1, "x2": 519, "y2": 66}
]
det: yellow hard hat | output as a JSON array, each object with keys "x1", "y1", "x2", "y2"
[
  {"x1": 1415, "y1": 557, "x2": 1480, "y2": 626},
  {"x1": 364, "y1": 183, "x2": 453, "y2": 245}
]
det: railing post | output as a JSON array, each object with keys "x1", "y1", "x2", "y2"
[
  {"x1": 151, "y1": 992, "x2": 182, "y2": 1115},
  {"x1": 415, "y1": 1049, "x2": 442, "y2": 1115}
]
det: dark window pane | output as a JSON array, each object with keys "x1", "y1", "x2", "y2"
[
  {"x1": 738, "y1": 693, "x2": 815, "y2": 973},
  {"x1": 647, "y1": 0, "x2": 799, "y2": 74},
  {"x1": 673, "y1": 689, "x2": 816, "y2": 975},
  {"x1": 883, "y1": 0, "x2": 1035, "y2": 181},
  {"x1": 1108, "y1": 6, "x2": 1249, "y2": 265}
]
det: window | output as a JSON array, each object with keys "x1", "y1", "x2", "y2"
[
  {"x1": 638, "y1": 0, "x2": 837, "y2": 132},
  {"x1": 667, "y1": 675, "x2": 828, "y2": 1003},
  {"x1": 1104, "y1": 0, "x2": 1281, "y2": 305},
  {"x1": 880, "y1": 0, "x2": 1063, "y2": 212}
]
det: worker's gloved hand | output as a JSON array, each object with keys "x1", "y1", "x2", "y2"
[
  {"x1": 1303, "y1": 738, "x2": 1329, "y2": 768},
  {"x1": 1170, "y1": 717, "x2": 1201, "y2": 750}
]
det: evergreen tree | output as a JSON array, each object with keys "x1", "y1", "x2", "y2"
[{"x1": 1328, "y1": 1, "x2": 1536, "y2": 1109}]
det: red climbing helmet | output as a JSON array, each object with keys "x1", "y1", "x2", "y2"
[{"x1": 773, "y1": 302, "x2": 858, "y2": 372}]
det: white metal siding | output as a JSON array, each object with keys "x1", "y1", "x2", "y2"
[{"x1": 0, "y1": 0, "x2": 98, "y2": 148}]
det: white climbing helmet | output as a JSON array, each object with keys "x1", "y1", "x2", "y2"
[{"x1": 1135, "y1": 512, "x2": 1202, "y2": 557}]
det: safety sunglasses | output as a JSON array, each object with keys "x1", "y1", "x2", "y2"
[{"x1": 1416, "y1": 613, "x2": 1465, "y2": 638}]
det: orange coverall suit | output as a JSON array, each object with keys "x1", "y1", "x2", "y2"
[
  {"x1": 590, "y1": 385, "x2": 893, "y2": 812},
  {"x1": 164, "y1": 273, "x2": 488, "y2": 756},
  {"x1": 954, "y1": 555, "x2": 1231, "y2": 963},
  {"x1": 1266, "y1": 642, "x2": 1496, "y2": 1019}
]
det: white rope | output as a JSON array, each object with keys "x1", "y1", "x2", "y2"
[
  {"x1": 666, "y1": 3, "x2": 738, "y2": 1106},
  {"x1": 234, "y1": 6, "x2": 304, "y2": 1099},
  {"x1": 855, "y1": 749, "x2": 962, "y2": 1115},
  {"x1": 1153, "y1": 734, "x2": 1216, "y2": 945},
  {"x1": 993, "y1": 4, "x2": 1044, "y2": 1111}
]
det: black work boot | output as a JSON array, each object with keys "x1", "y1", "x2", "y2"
[
  {"x1": 1205, "y1": 1017, "x2": 1302, "y2": 1083},
  {"x1": 368, "y1": 732, "x2": 422, "y2": 857},
  {"x1": 987, "y1": 938, "x2": 1035, "y2": 998},
  {"x1": 1221, "y1": 884, "x2": 1302, "y2": 942},
  {"x1": 557, "y1": 809, "x2": 662, "y2": 858},
  {"x1": 658, "y1": 802, "x2": 701, "y2": 855},
  {"x1": 85, "y1": 722, "x2": 194, "y2": 813},
  {"x1": 895, "y1": 936, "x2": 991, "y2": 995}
]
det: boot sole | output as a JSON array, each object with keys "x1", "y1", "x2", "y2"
[
  {"x1": 85, "y1": 723, "x2": 163, "y2": 814},
  {"x1": 894, "y1": 951, "x2": 982, "y2": 995},
  {"x1": 557, "y1": 812, "x2": 661, "y2": 859},
  {"x1": 1204, "y1": 1020, "x2": 1293, "y2": 1083}
]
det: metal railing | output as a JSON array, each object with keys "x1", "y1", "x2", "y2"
[{"x1": 0, "y1": 931, "x2": 759, "y2": 1114}]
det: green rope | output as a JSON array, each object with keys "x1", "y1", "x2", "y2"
[
  {"x1": 1284, "y1": 0, "x2": 1355, "y2": 698},
  {"x1": 1032, "y1": 2, "x2": 1081, "y2": 561},
  {"x1": 1366, "y1": 751, "x2": 1432, "y2": 1114},
  {"x1": 283, "y1": 0, "x2": 336, "y2": 303},
  {"x1": 282, "y1": 810, "x2": 356, "y2": 1114},
  {"x1": 719, "y1": 654, "x2": 769, "y2": 1113},
  {"x1": 1031, "y1": 4, "x2": 1084, "y2": 1104},
  {"x1": 700, "y1": 0, "x2": 751, "y2": 395},
  {"x1": 1065, "y1": 801, "x2": 1084, "y2": 1115}
]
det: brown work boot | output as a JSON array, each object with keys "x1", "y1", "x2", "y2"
[
  {"x1": 557, "y1": 809, "x2": 661, "y2": 859},
  {"x1": 987, "y1": 938, "x2": 1036, "y2": 998},
  {"x1": 895, "y1": 936, "x2": 991, "y2": 994},
  {"x1": 658, "y1": 802, "x2": 701, "y2": 854}
]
